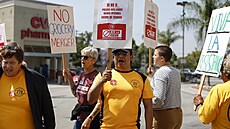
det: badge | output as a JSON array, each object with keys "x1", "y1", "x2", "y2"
[
  {"x1": 110, "y1": 79, "x2": 117, "y2": 86},
  {"x1": 131, "y1": 80, "x2": 140, "y2": 88}
]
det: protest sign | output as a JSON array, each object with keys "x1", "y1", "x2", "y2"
[
  {"x1": 194, "y1": 7, "x2": 230, "y2": 111},
  {"x1": 143, "y1": 0, "x2": 158, "y2": 48},
  {"x1": 93, "y1": 0, "x2": 133, "y2": 48},
  {"x1": 195, "y1": 7, "x2": 230, "y2": 77},
  {"x1": 47, "y1": 5, "x2": 76, "y2": 54},
  {"x1": 0, "y1": 23, "x2": 7, "y2": 47}
]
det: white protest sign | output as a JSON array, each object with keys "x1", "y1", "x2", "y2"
[
  {"x1": 0, "y1": 23, "x2": 7, "y2": 47},
  {"x1": 93, "y1": 0, "x2": 133, "y2": 48},
  {"x1": 143, "y1": 0, "x2": 158, "y2": 48},
  {"x1": 195, "y1": 7, "x2": 230, "y2": 77},
  {"x1": 47, "y1": 5, "x2": 76, "y2": 54}
]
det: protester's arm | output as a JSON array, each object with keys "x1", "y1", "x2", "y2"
[
  {"x1": 88, "y1": 70, "x2": 111, "y2": 104},
  {"x1": 197, "y1": 87, "x2": 219, "y2": 124},
  {"x1": 40, "y1": 75, "x2": 56, "y2": 129},
  {"x1": 143, "y1": 99, "x2": 153, "y2": 129},
  {"x1": 63, "y1": 69, "x2": 77, "y2": 96},
  {"x1": 152, "y1": 78, "x2": 166, "y2": 108},
  {"x1": 81, "y1": 96, "x2": 102, "y2": 129}
]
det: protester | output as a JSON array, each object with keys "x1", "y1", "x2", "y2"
[
  {"x1": 88, "y1": 49, "x2": 153, "y2": 129},
  {"x1": 150, "y1": 45, "x2": 182, "y2": 129},
  {"x1": 0, "y1": 41, "x2": 55, "y2": 129},
  {"x1": 193, "y1": 53, "x2": 230, "y2": 129},
  {"x1": 63, "y1": 46, "x2": 101, "y2": 129}
]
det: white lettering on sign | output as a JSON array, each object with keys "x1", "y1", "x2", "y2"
[
  {"x1": 102, "y1": 30, "x2": 122, "y2": 38},
  {"x1": 147, "y1": 29, "x2": 155, "y2": 39}
]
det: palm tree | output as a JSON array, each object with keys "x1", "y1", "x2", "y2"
[
  {"x1": 158, "y1": 28, "x2": 182, "y2": 46},
  {"x1": 169, "y1": 0, "x2": 229, "y2": 45},
  {"x1": 77, "y1": 31, "x2": 92, "y2": 46},
  {"x1": 84, "y1": 31, "x2": 92, "y2": 46},
  {"x1": 170, "y1": 0, "x2": 230, "y2": 85},
  {"x1": 70, "y1": 31, "x2": 93, "y2": 67}
]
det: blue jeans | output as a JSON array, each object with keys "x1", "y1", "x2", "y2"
[{"x1": 73, "y1": 119, "x2": 83, "y2": 129}]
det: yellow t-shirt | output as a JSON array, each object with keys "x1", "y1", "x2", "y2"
[
  {"x1": 0, "y1": 70, "x2": 35, "y2": 129},
  {"x1": 198, "y1": 81, "x2": 230, "y2": 129},
  {"x1": 93, "y1": 69, "x2": 153, "y2": 129}
]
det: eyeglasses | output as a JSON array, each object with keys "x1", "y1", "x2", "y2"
[
  {"x1": 114, "y1": 51, "x2": 128, "y2": 56},
  {"x1": 80, "y1": 56, "x2": 92, "y2": 60},
  {"x1": 1, "y1": 45, "x2": 18, "y2": 51}
]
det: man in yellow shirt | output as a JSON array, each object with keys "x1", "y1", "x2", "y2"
[
  {"x1": 88, "y1": 49, "x2": 153, "y2": 129},
  {"x1": 0, "y1": 42, "x2": 55, "y2": 129},
  {"x1": 193, "y1": 53, "x2": 230, "y2": 129}
]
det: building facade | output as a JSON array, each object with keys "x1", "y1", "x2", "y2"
[{"x1": 0, "y1": 0, "x2": 69, "y2": 80}]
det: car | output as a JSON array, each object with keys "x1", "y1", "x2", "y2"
[
  {"x1": 69, "y1": 67, "x2": 82, "y2": 76},
  {"x1": 181, "y1": 68, "x2": 193, "y2": 81},
  {"x1": 181, "y1": 68, "x2": 201, "y2": 81},
  {"x1": 190, "y1": 69, "x2": 201, "y2": 79}
]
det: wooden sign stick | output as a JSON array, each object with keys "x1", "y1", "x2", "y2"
[
  {"x1": 194, "y1": 74, "x2": 206, "y2": 111},
  {"x1": 149, "y1": 48, "x2": 152, "y2": 67},
  {"x1": 107, "y1": 48, "x2": 112, "y2": 70},
  {"x1": 148, "y1": 48, "x2": 154, "y2": 74},
  {"x1": 62, "y1": 53, "x2": 67, "y2": 82}
]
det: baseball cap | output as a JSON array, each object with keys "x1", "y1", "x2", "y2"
[{"x1": 112, "y1": 49, "x2": 132, "y2": 55}]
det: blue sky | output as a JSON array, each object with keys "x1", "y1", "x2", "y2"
[{"x1": 38, "y1": 0, "x2": 200, "y2": 57}]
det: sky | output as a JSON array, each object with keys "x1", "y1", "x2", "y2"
[{"x1": 38, "y1": 0, "x2": 200, "y2": 57}]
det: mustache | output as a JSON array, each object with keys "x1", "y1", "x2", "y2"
[{"x1": 118, "y1": 59, "x2": 124, "y2": 63}]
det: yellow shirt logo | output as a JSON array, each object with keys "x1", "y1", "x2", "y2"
[{"x1": 130, "y1": 80, "x2": 140, "y2": 88}]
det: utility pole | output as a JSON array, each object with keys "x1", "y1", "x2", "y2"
[{"x1": 176, "y1": 1, "x2": 188, "y2": 71}]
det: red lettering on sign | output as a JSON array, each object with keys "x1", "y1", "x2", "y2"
[
  {"x1": 50, "y1": 37, "x2": 75, "y2": 47},
  {"x1": 53, "y1": 9, "x2": 70, "y2": 23}
]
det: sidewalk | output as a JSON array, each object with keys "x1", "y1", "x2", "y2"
[
  {"x1": 47, "y1": 80, "x2": 69, "y2": 88},
  {"x1": 187, "y1": 76, "x2": 223, "y2": 93},
  {"x1": 191, "y1": 84, "x2": 212, "y2": 91},
  {"x1": 181, "y1": 83, "x2": 210, "y2": 97}
]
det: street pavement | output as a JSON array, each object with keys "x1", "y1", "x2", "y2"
[{"x1": 48, "y1": 77, "x2": 222, "y2": 129}]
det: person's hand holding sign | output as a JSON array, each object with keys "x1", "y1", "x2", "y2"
[
  {"x1": 101, "y1": 69, "x2": 112, "y2": 83},
  {"x1": 193, "y1": 94, "x2": 204, "y2": 107}
]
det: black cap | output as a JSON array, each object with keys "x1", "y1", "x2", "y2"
[{"x1": 112, "y1": 49, "x2": 132, "y2": 55}]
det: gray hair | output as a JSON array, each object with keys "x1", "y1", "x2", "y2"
[
  {"x1": 81, "y1": 46, "x2": 98, "y2": 60},
  {"x1": 222, "y1": 54, "x2": 230, "y2": 79}
]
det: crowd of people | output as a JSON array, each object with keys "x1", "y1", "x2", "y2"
[{"x1": 0, "y1": 42, "x2": 229, "y2": 129}]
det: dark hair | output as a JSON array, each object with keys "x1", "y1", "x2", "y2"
[
  {"x1": 155, "y1": 45, "x2": 172, "y2": 62},
  {"x1": 1, "y1": 41, "x2": 24, "y2": 63}
]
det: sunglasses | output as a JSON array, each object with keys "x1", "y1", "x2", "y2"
[
  {"x1": 1, "y1": 45, "x2": 18, "y2": 50},
  {"x1": 114, "y1": 51, "x2": 128, "y2": 56},
  {"x1": 80, "y1": 56, "x2": 92, "y2": 60}
]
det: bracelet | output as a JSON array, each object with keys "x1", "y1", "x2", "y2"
[{"x1": 196, "y1": 102, "x2": 203, "y2": 107}]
